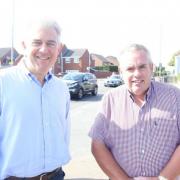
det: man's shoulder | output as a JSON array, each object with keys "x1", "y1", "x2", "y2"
[
  {"x1": 152, "y1": 81, "x2": 180, "y2": 98},
  {"x1": 51, "y1": 75, "x2": 69, "y2": 91},
  {"x1": 109, "y1": 84, "x2": 126, "y2": 93},
  {"x1": 0, "y1": 66, "x2": 19, "y2": 78},
  {"x1": 104, "y1": 84, "x2": 127, "y2": 99},
  {"x1": 52, "y1": 75, "x2": 67, "y2": 85},
  {"x1": 152, "y1": 81, "x2": 180, "y2": 91}
]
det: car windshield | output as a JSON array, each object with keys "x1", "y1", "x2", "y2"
[{"x1": 63, "y1": 73, "x2": 84, "y2": 81}]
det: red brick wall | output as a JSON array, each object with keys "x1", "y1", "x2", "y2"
[
  {"x1": 64, "y1": 58, "x2": 81, "y2": 72},
  {"x1": 92, "y1": 71, "x2": 112, "y2": 78},
  {"x1": 80, "y1": 50, "x2": 89, "y2": 72},
  {"x1": 53, "y1": 49, "x2": 95, "y2": 74}
]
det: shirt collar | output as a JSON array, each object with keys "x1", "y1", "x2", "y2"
[
  {"x1": 128, "y1": 82, "x2": 153, "y2": 102},
  {"x1": 17, "y1": 59, "x2": 53, "y2": 83}
]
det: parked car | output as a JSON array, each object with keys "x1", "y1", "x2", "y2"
[
  {"x1": 104, "y1": 74, "x2": 124, "y2": 87},
  {"x1": 62, "y1": 72, "x2": 98, "y2": 99}
]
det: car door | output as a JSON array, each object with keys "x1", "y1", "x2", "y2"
[
  {"x1": 88, "y1": 74, "x2": 97, "y2": 91},
  {"x1": 82, "y1": 74, "x2": 91, "y2": 92}
]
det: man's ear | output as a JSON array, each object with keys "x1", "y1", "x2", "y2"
[
  {"x1": 151, "y1": 63, "x2": 155, "y2": 72},
  {"x1": 58, "y1": 43, "x2": 62, "y2": 54}
]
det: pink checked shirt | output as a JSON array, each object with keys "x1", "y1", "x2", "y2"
[{"x1": 89, "y1": 81, "x2": 180, "y2": 177}]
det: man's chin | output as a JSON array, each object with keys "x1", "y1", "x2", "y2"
[{"x1": 132, "y1": 89, "x2": 145, "y2": 96}]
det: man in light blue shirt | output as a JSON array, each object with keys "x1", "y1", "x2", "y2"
[{"x1": 0, "y1": 19, "x2": 71, "y2": 180}]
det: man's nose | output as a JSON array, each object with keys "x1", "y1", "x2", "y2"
[
  {"x1": 39, "y1": 43, "x2": 48, "y2": 52},
  {"x1": 134, "y1": 68, "x2": 141, "y2": 76}
]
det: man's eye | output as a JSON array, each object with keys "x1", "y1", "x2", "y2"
[
  {"x1": 139, "y1": 65, "x2": 146, "y2": 70},
  {"x1": 32, "y1": 41, "x2": 41, "y2": 46},
  {"x1": 47, "y1": 42, "x2": 57, "y2": 47},
  {"x1": 127, "y1": 67, "x2": 134, "y2": 71}
]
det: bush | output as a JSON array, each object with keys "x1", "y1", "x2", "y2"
[{"x1": 93, "y1": 65, "x2": 118, "y2": 72}]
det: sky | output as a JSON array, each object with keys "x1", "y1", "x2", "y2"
[{"x1": 1, "y1": 0, "x2": 180, "y2": 65}]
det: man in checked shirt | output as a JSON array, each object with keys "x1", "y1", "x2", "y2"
[{"x1": 89, "y1": 44, "x2": 180, "y2": 180}]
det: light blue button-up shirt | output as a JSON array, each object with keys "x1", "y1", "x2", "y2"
[{"x1": 0, "y1": 63, "x2": 71, "y2": 179}]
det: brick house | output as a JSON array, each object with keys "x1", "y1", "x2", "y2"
[
  {"x1": 89, "y1": 53, "x2": 120, "y2": 78},
  {"x1": 53, "y1": 45, "x2": 94, "y2": 76},
  {"x1": 91, "y1": 53, "x2": 112, "y2": 66},
  {"x1": 0, "y1": 48, "x2": 19, "y2": 67},
  {"x1": 106, "y1": 56, "x2": 119, "y2": 66}
]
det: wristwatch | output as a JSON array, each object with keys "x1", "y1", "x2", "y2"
[{"x1": 158, "y1": 175, "x2": 168, "y2": 180}]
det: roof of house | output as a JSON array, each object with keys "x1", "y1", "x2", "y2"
[
  {"x1": 0, "y1": 47, "x2": 18, "y2": 59},
  {"x1": 106, "y1": 56, "x2": 119, "y2": 66},
  {"x1": 91, "y1": 53, "x2": 110, "y2": 64},
  {"x1": 62, "y1": 47, "x2": 87, "y2": 58},
  {"x1": 0, "y1": 48, "x2": 11, "y2": 58}
]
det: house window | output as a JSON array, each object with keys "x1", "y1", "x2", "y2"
[
  {"x1": 74, "y1": 57, "x2": 79, "y2": 63},
  {"x1": 66, "y1": 70, "x2": 79, "y2": 73},
  {"x1": 65, "y1": 58, "x2": 71, "y2": 63}
]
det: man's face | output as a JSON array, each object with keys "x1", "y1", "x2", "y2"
[
  {"x1": 121, "y1": 50, "x2": 153, "y2": 99},
  {"x1": 23, "y1": 27, "x2": 61, "y2": 77}
]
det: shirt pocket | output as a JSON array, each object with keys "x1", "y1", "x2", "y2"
[{"x1": 150, "y1": 117, "x2": 179, "y2": 148}]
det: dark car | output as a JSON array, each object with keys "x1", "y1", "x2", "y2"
[
  {"x1": 104, "y1": 74, "x2": 124, "y2": 87},
  {"x1": 62, "y1": 72, "x2": 98, "y2": 99}
]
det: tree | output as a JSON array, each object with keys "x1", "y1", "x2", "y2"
[
  {"x1": 168, "y1": 49, "x2": 180, "y2": 66},
  {"x1": 154, "y1": 63, "x2": 167, "y2": 77}
]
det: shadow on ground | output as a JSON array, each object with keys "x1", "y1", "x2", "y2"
[{"x1": 71, "y1": 93, "x2": 103, "y2": 102}]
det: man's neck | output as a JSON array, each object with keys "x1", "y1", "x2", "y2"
[{"x1": 133, "y1": 94, "x2": 146, "y2": 107}]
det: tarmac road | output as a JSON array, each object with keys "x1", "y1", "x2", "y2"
[{"x1": 64, "y1": 79, "x2": 109, "y2": 180}]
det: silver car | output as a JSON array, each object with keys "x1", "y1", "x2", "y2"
[{"x1": 104, "y1": 74, "x2": 124, "y2": 87}]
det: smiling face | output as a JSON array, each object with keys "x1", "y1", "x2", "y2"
[
  {"x1": 120, "y1": 49, "x2": 153, "y2": 100},
  {"x1": 22, "y1": 25, "x2": 61, "y2": 82}
]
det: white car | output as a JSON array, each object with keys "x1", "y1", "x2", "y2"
[{"x1": 104, "y1": 74, "x2": 124, "y2": 87}]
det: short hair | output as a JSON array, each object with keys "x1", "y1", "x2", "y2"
[
  {"x1": 119, "y1": 43, "x2": 153, "y2": 64},
  {"x1": 23, "y1": 18, "x2": 62, "y2": 43}
]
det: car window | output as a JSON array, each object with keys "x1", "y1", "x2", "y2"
[
  {"x1": 88, "y1": 74, "x2": 94, "y2": 80},
  {"x1": 83, "y1": 75, "x2": 89, "y2": 81},
  {"x1": 63, "y1": 73, "x2": 84, "y2": 81},
  {"x1": 91, "y1": 74, "x2": 96, "y2": 79}
]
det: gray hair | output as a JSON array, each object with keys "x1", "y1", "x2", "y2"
[
  {"x1": 119, "y1": 43, "x2": 153, "y2": 64},
  {"x1": 23, "y1": 18, "x2": 62, "y2": 43}
]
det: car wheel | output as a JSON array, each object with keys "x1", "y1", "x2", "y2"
[
  {"x1": 92, "y1": 86, "x2": 98, "y2": 96},
  {"x1": 77, "y1": 89, "x2": 83, "y2": 99}
]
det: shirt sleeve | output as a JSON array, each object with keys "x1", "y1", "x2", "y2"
[
  {"x1": 0, "y1": 75, "x2": 2, "y2": 116},
  {"x1": 89, "y1": 92, "x2": 111, "y2": 144},
  {"x1": 175, "y1": 87, "x2": 180, "y2": 143},
  {"x1": 64, "y1": 84, "x2": 71, "y2": 148}
]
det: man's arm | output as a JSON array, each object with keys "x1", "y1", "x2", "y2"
[
  {"x1": 91, "y1": 139, "x2": 132, "y2": 180},
  {"x1": 159, "y1": 145, "x2": 180, "y2": 180}
]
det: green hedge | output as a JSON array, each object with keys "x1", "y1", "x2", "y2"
[{"x1": 93, "y1": 65, "x2": 118, "y2": 72}]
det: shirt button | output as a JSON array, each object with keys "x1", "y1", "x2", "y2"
[{"x1": 142, "y1": 149, "x2": 145, "y2": 154}]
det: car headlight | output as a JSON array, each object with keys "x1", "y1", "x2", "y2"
[{"x1": 68, "y1": 82, "x2": 79, "y2": 88}]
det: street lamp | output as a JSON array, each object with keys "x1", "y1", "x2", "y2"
[{"x1": 11, "y1": 0, "x2": 15, "y2": 64}]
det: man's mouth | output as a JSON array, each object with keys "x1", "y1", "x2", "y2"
[
  {"x1": 132, "y1": 80, "x2": 144, "y2": 85},
  {"x1": 36, "y1": 56, "x2": 50, "y2": 60},
  {"x1": 132, "y1": 80, "x2": 142, "y2": 83}
]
